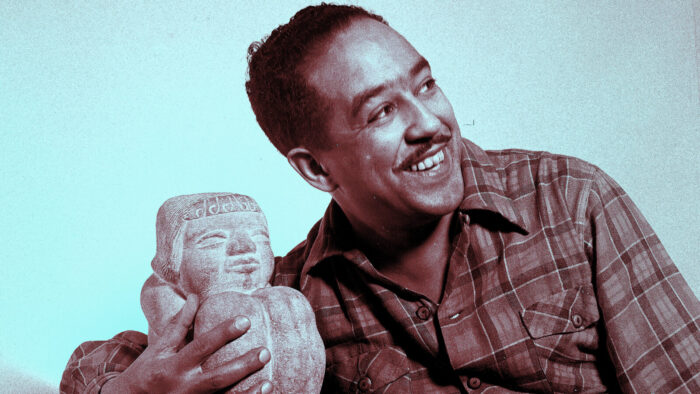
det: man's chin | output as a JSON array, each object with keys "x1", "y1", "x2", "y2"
[
  {"x1": 401, "y1": 166, "x2": 464, "y2": 217},
  {"x1": 397, "y1": 182, "x2": 463, "y2": 221},
  {"x1": 413, "y1": 197, "x2": 462, "y2": 219}
]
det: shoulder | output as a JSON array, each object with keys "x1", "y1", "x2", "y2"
[
  {"x1": 272, "y1": 219, "x2": 322, "y2": 289},
  {"x1": 480, "y1": 146, "x2": 618, "y2": 226},
  {"x1": 486, "y1": 148, "x2": 603, "y2": 200},
  {"x1": 485, "y1": 148, "x2": 599, "y2": 183}
]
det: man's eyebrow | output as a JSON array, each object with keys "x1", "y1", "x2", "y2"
[
  {"x1": 409, "y1": 57, "x2": 431, "y2": 79},
  {"x1": 350, "y1": 57, "x2": 431, "y2": 119}
]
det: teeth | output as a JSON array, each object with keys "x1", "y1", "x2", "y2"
[{"x1": 409, "y1": 149, "x2": 445, "y2": 172}]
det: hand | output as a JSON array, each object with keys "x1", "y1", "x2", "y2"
[{"x1": 102, "y1": 294, "x2": 273, "y2": 394}]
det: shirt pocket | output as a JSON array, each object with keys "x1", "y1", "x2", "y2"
[
  {"x1": 325, "y1": 346, "x2": 411, "y2": 393},
  {"x1": 519, "y1": 284, "x2": 601, "y2": 361}
]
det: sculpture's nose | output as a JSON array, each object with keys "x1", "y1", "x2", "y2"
[{"x1": 226, "y1": 232, "x2": 256, "y2": 256}]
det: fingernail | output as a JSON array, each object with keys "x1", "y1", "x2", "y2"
[
  {"x1": 234, "y1": 316, "x2": 250, "y2": 331},
  {"x1": 261, "y1": 381, "x2": 273, "y2": 394},
  {"x1": 258, "y1": 348, "x2": 271, "y2": 363}
]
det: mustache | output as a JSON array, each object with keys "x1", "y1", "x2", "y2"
[{"x1": 398, "y1": 132, "x2": 451, "y2": 169}]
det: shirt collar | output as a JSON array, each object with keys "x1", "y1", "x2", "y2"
[
  {"x1": 299, "y1": 200, "x2": 352, "y2": 286},
  {"x1": 457, "y1": 138, "x2": 527, "y2": 230},
  {"x1": 299, "y1": 138, "x2": 528, "y2": 283}
]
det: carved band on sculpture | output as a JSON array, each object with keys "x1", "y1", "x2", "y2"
[{"x1": 184, "y1": 194, "x2": 261, "y2": 220}]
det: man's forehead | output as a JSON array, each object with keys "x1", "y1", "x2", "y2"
[{"x1": 303, "y1": 18, "x2": 425, "y2": 101}]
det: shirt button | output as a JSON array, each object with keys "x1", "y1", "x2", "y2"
[
  {"x1": 358, "y1": 376, "x2": 372, "y2": 392},
  {"x1": 468, "y1": 376, "x2": 481, "y2": 389},
  {"x1": 416, "y1": 305, "x2": 431, "y2": 320},
  {"x1": 571, "y1": 314, "x2": 583, "y2": 327}
]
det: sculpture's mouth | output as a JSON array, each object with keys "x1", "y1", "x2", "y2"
[{"x1": 224, "y1": 257, "x2": 259, "y2": 273}]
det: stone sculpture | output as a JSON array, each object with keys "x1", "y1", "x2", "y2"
[{"x1": 140, "y1": 193, "x2": 325, "y2": 393}]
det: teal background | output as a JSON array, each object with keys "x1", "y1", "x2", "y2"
[{"x1": 1, "y1": 0, "x2": 698, "y2": 390}]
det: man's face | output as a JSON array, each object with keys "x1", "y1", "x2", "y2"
[
  {"x1": 302, "y1": 18, "x2": 464, "y2": 230},
  {"x1": 179, "y1": 211, "x2": 274, "y2": 296}
]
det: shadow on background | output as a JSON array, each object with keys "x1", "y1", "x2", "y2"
[{"x1": 0, "y1": 359, "x2": 56, "y2": 394}]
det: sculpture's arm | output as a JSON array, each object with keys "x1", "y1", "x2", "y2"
[
  {"x1": 254, "y1": 286, "x2": 326, "y2": 393},
  {"x1": 140, "y1": 273, "x2": 186, "y2": 344}
]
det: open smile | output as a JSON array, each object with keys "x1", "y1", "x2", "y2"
[
  {"x1": 397, "y1": 131, "x2": 453, "y2": 172},
  {"x1": 409, "y1": 149, "x2": 445, "y2": 172}
]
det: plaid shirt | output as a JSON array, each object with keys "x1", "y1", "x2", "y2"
[{"x1": 61, "y1": 139, "x2": 700, "y2": 393}]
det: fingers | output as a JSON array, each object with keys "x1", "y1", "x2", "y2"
[
  {"x1": 193, "y1": 347, "x2": 271, "y2": 392},
  {"x1": 156, "y1": 294, "x2": 198, "y2": 350},
  {"x1": 178, "y1": 316, "x2": 252, "y2": 366},
  {"x1": 238, "y1": 379, "x2": 273, "y2": 394}
]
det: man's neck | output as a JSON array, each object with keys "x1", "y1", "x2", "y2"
[{"x1": 346, "y1": 211, "x2": 455, "y2": 303}]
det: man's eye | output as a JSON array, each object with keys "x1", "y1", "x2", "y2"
[
  {"x1": 368, "y1": 104, "x2": 395, "y2": 124},
  {"x1": 419, "y1": 78, "x2": 436, "y2": 94}
]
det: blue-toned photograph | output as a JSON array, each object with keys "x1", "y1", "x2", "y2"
[{"x1": 1, "y1": 1, "x2": 698, "y2": 392}]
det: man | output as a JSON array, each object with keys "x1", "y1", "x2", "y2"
[{"x1": 61, "y1": 4, "x2": 700, "y2": 393}]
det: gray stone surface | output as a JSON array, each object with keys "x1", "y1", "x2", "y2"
[{"x1": 141, "y1": 193, "x2": 325, "y2": 393}]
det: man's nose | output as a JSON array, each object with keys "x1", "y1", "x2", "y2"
[
  {"x1": 404, "y1": 97, "x2": 441, "y2": 142},
  {"x1": 226, "y1": 233, "x2": 256, "y2": 255}
]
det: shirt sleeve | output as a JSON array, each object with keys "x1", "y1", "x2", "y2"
[
  {"x1": 584, "y1": 167, "x2": 700, "y2": 393},
  {"x1": 59, "y1": 330, "x2": 147, "y2": 394}
]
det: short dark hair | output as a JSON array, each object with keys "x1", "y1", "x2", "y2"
[{"x1": 245, "y1": 3, "x2": 386, "y2": 155}]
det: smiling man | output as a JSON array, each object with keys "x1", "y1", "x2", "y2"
[
  {"x1": 282, "y1": 16, "x2": 466, "y2": 305},
  {"x1": 62, "y1": 4, "x2": 700, "y2": 393}
]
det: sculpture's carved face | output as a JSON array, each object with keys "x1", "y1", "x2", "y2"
[{"x1": 179, "y1": 211, "x2": 274, "y2": 297}]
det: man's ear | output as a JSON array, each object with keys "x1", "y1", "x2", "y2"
[{"x1": 287, "y1": 147, "x2": 337, "y2": 192}]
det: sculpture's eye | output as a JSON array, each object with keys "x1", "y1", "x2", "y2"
[
  {"x1": 251, "y1": 229, "x2": 271, "y2": 244},
  {"x1": 196, "y1": 232, "x2": 227, "y2": 248}
]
